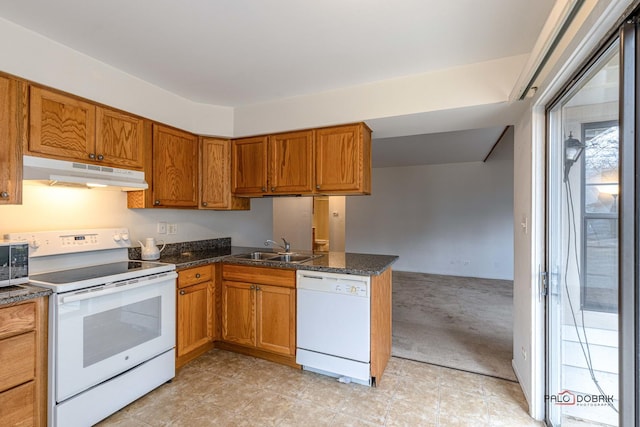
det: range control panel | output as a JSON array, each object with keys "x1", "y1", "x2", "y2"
[{"x1": 5, "y1": 228, "x2": 131, "y2": 257}]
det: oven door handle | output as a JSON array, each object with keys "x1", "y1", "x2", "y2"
[{"x1": 60, "y1": 271, "x2": 178, "y2": 304}]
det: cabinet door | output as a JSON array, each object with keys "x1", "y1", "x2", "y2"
[
  {"x1": 231, "y1": 136, "x2": 268, "y2": 195},
  {"x1": 95, "y1": 107, "x2": 144, "y2": 170},
  {"x1": 29, "y1": 86, "x2": 96, "y2": 162},
  {"x1": 177, "y1": 281, "x2": 214, "y2": 357},
  {"x1": 200, "y1": 138, "x2": 250, "y2": 210},
  {"x1": 152, "y1": 124, "x2": 198, "y2": 207},
  {"x1": 221, "y1": 281, "x2": 255, "y2": 346},
  {"x1": 269, "y1": 130, "x2": 314, "y2": 194},
  {"x1": 0, "y1": 76, "x2": 23, "y2": 205},
  {"x1": 256, "y1": 284, "x2": 295, "y2": 356},
  {"x1": 315, "y1": 124, "x2": 371, "y2": 193}
]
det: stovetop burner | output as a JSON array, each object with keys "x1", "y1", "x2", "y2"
[{"x1": 29, "y1": 260, "x2": 174, "y2": 293}]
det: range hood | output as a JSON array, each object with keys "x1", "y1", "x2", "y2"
[{"x1": 23, "y1": 155, "x2": 148, "y2": 191}]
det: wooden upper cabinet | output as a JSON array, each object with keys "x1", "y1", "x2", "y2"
[
  {"x1": 0, "y1": 76, "x2": 24, "y2": 205},
  {"x1": 200, "y1": 137, "x2": 250, "y2": 210},
  {"x1": 29, "y1": 86, "x2": 145, "y2": 170},
  {"x1": 269, "y1": 130, "x2": 314, "y2": 194},
  {"x1": 315, "y1": 123, "x2": 371, "y2": 194},
  {"x1": 231, "y1": 136, "x2": 268, "y2": 195},
  {"x1": 230, "y1": 122, "x2": 371, "y2": 197},
  {"x1": 29, "y1": 86, "x2": 95, "y2": 161},
  {"x1": 95, "y1": 107, "x2": 144, "y2": 169},
  {"x1": 152, "y1": 124, "x2": 198, "y2": 208}
]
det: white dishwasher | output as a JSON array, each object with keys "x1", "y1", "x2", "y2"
[{"x1": 296, "y1": 270, "x2": 371, "y2": 385}]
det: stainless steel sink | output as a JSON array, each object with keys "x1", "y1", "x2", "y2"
[
  {"x1": 231, "y1": 252, "x2": 322, "y2": 264},
  {"x1": 233, "y1": 251, "x2": 279, "y2": 260},
  {"x1": 270, "y1": 254, "x2": 318, "y2": 263}
]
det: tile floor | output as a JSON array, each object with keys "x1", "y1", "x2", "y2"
[{"x1": 98, "y1": 349, "x2": 543, "y2": 427}]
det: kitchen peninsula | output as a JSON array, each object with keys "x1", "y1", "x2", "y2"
[{"x1": 129, "y1": 238, "x2": 397, "y2": 385}]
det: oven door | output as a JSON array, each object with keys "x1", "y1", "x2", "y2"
[{"x1": 55, "y1": 272, "x2": 177, "y2": 402}]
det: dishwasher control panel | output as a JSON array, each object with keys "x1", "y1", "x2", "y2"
[{"x1": 334, "y1": 284, "x2": 368, "y2": 297}]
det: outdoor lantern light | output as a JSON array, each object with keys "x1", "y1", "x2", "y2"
[{"x1": 564, "y1": 131, "x2": 585, "y2": 182}]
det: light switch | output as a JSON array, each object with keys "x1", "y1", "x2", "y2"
[{"x1": 157, "y1": 222, "x2": 167, "y2": 234}]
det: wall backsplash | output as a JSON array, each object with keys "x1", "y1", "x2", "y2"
[{"x1": 1, "y1": 184, "x2": 274, "y2": 247}]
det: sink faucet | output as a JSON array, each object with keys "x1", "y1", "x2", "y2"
[{"x1": 265, "y1": 237, "x2": 291, "y2": 253}]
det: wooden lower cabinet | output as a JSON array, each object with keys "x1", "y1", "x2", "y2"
[
  {"x1": 176, "y1": 265, "x2": 215, "y2": 368},
  {"x1": 0, "y1": 297, "x2": 48, "y2": 427},
  {"x1": 255, "y1": 284, "x2": 295, "y2": 356},
  {"x1": 221, "y1": 281, "x2": 255, "y2": 346},
  {"x1": 220, "y1": 264, "x2": 296, "y2": 365}
]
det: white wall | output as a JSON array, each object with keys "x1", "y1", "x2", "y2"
[
  {"x1": 233, "y1": 55, "x2": 528, "y2": 137},
  {"x1": 0, "y1": 17, "x2": 234, "y2": 137},
  {"x1": 328, "y1": 196, "x2": 346, "y2": 251},
  {"x1": 346, "y1": 128, "x2": 514, "y2": 280},
  {"x1": 0, "y1": 184, "x2": 273, "y2": 247},
  {"x1": 512, "y1": 105, "x2": 538, "y2": 412},
  {"x1": 272, "y1": 197, "x2": 313, "y2": 251},
  {"x1": 0, "y1": 17, "x2": 528, "y2": 140}
]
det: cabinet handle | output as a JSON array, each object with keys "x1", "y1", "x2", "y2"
[
  {"x1": 180, "y1": 290, "x2": 185, "y2": 295},
  {"x1": 89, "y1": 153, "x2": 96, "y2": 160},
  {"x1": 316, "y1": 185, "x2": 321, "y2": 190},
  {"x1": 202, "y1": 202, "x2": 208, "y2": 207},
  {"x1": 261, "y1": 187, "x2": 267, "y2": 192},
  {"x1": 256, "y1": 286, "x2": 261, "y2": 291},
  {"x1": 271, "y1": 187, "x2": 275, "y2": 192},
  {"x1": 250, "y1": 285, "x2": 255, "y2": 290},
  {"x1": 97, "y1": 154, "x2": 104, "y2": 161},
  {"x1": 154, "y1": 200, "x2": 161, "y2": 206},
  {"x1": 195, "y1": 273, "x2": 201, "y2": 279},
  {"x1": 0, "y1": 191, "x2": 8, "y2": 199}
]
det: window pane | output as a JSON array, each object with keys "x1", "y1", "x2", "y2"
[
  {"x1": 584, "y1": 218, "x2": 618, "y2": 312},
  {"x1": 583, "y1": 121, "x2": 619, "y2": 214}
]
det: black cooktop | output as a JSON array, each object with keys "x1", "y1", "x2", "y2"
[{"x1": 29, "y1": 261, "x2": 163, "y2": 285}]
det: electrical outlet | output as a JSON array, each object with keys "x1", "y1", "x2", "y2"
[
  {"x1": 157, "y1": 222, "x2": 167, "y2": 234},
  {"x1": 167, "y1": 223, "x2": 178, "y2": 235},
  {"x1": 521, "y1": 346, "x2": 527, "y2": 360}
]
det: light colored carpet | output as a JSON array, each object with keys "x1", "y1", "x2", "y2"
[{"x1": 392, "y1": 271, "x2": 516, "y2": 381}]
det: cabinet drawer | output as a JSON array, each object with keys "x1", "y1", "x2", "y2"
[
  {"x1": 222, "y1": 264, "x2": 295, "y2": 288},
  {"x1": 178, "y1": 265, "x2": 213, "y2": 288},
  {"x1": 0, "y1": 332, "x2": 36, "y2": 393},
  {"x1": 0, "y1": 302, "x2": 36, "y2": 339},
  {"x1": 0, "y1": 381, "x2": 35, "y2": 427}
]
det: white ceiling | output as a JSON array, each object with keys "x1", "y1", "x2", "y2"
[{"x1": 0, "y1": 0, "x2": 556, "y2": 165}]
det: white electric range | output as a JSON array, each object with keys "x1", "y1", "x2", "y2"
[{"x1": 6, "y1": 228, "x2": 177, "y2": 427}]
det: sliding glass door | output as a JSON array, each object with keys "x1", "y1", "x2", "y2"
[
  {"x1": 546, "y1": 42, "x2": 620, "y2": 426},
  {"x1": 546, "y1": 16, "x2": 639, "y2": 426}
]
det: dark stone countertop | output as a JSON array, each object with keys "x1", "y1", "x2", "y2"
[
  {"x1": 128, "y1": 238, "x2": 398, "y2": 276},
  {"x1": 0, "y1": 283, "x2": 52, "y2": 306},
  {"x1": 142, "y1": 245, "x2": 397, "y2": 276}
]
